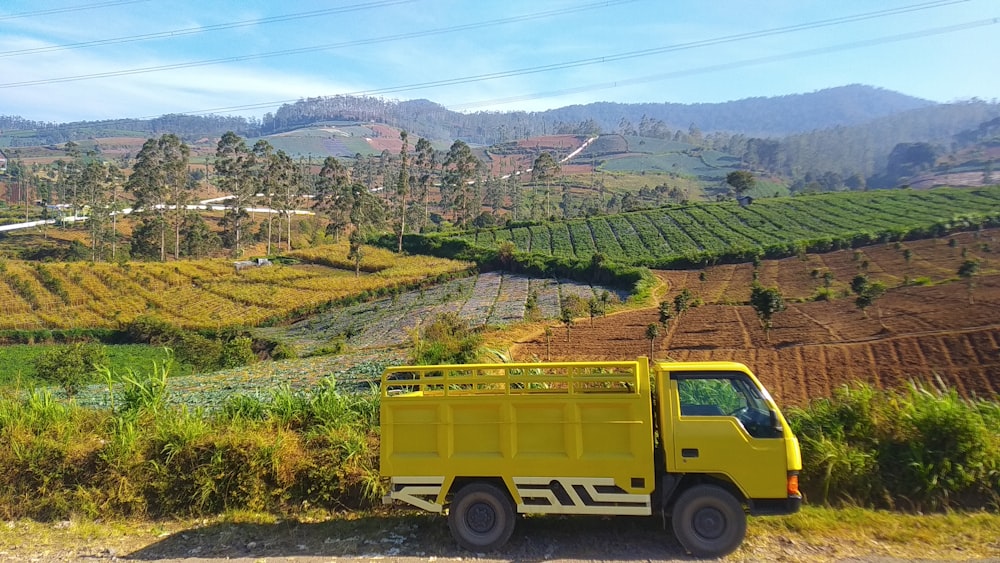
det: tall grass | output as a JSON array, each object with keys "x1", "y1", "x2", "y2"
[
  {"x1": 789, "y1": 382, "x2": 1000, "y2": 511},
  {"x1": 0, "y1": 359, "x2": 383, "y2": 520}
]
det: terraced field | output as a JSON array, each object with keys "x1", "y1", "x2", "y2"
[
  {"x1": 457, "y1": 186, "x2": 1000, "y2": 266},
  {"x1": 0, "y1": 243, "x2": 471, "y2": 330},
  {"x1": 511, "y1": 229, "x2": 1000, "y2": 405}
]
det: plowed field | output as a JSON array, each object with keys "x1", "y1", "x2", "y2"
[{"x1": 511, "y1": 230, "x2": 1000, "y2": 406}]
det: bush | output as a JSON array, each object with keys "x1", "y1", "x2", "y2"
[
  {"x1": 220, "y1": 336, "x2": 257, "y2": 369},
  {"x1": 789, "y1": 383, "x2": 1000, "y2": 510},
  {"x1": 31, "y1": 343, "x2": 108, "y2": 397},
  {"x1": 409, "y1": 312, "x2": 482, "y2": 365}
]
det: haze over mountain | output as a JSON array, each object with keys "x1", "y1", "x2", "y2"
[{"x1": 2, "y1": 83, "x2": 998, "y2": 192}]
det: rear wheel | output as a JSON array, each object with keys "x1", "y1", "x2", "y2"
[
  {"x1": 448, "y1": 482, "x2": 516, "y2": 552},
  {"x1": 671, "y1": 484, "x2": 746, "y2": 558}
]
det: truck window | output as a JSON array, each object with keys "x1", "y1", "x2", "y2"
[{"x1": 675, "y1": 373, "x2": 781, "y2": 438}]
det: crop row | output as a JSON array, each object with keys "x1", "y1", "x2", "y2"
[
  {"x1": 451, "y1": 186, "x2": 1000, "y2": 266},
  {"x1": 0, "y1": 244, "x2": 472, "y2": 331},
  {"x1": 264, "y1": 271, "x2": 629, "y2": 354}
]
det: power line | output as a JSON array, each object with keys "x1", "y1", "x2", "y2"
[
  {"x1": 169, "y1": 15, "x2": 999, "y2": 118},
  {"x1": 0, "y1": 0, "x2": 620, "y2": 88},
  {"x1": 0, "y1": 0, "x2": 418, "y2": 58},
  {"x1": 4, "y1": 1, "x2": 991, "y2": 125},
  {"x1": 445, "y1": 17, "x2": 1000, "y2": 111},
  {"x1": 117, "y1": 1, "x2": 983, "y2": 117},
  {"x1": 0, "y1": 0, "x2": 150, "y2": 21}
]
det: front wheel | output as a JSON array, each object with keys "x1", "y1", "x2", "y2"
[
  {"x1": 671, "y1": 484, "x2": 747, "y2": 558},
  {"x1": 448, "y1": 482, "x2": 516, "y2": 552}
]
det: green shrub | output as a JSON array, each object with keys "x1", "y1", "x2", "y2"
[
  {"x1": 220, "y1": 336, "x2": 257, "y2": 369},
  {"x1": 789, "y1": 383, "x2": 1000, "y2": 510},
  {"x1": 269, "y1": 341, "x2": 298, "y2": 360},
  {"x1": 172, "y1": 332, "x2": 224, "y2": 371},
  {"x1": 409, "y1": 312, "x2": 482, "y2": 365},
  {"x1": 31, "y1": 343, "x2": 108, "y2": 397}
]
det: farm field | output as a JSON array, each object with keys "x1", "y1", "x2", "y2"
[
  {"x1": 458, "y1": 186, "x2": 1000, "y2": 266},
  {"x1": 0, "y1": 242, "x2": 471, "y2": 330},
  {"x1": 70, "y1": 348, "x2": 404, "y2": 412},
  {"x1": 259, "y1": 271, "x2": 630, "y2": 355},
  {"x1": 511, "y1": 229, "x2": 1000, "y2": 406}
]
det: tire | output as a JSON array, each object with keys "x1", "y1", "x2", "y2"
[
  {"x1": 447, "y1": 482, "x2": 516, "y2": 552},
  {"x1": 671, "y1": 484, "x2": 747, "y2": 558}
]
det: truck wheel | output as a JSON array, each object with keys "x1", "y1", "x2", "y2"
[
  {"x1": 671, "y1": 484, "x2": 746, "y2": 558},
  {"x1": 448, "y1": 482, "x2": 516, "y2": 552}
]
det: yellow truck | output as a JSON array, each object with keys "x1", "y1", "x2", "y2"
[{"x1": 380, "y1": 357, "x2": 802, "y2": 558}]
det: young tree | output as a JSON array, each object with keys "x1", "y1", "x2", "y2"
[
  {"x1": 315, "y1": 156, "x2": 352, "y2": 241},
  {"x1": 673, "y1": 288, "x2": 693, "y2": 316},
  {"x1": 105, "y1": 162, "x2": 126, "y2": 261},
  {"x1": 532, "y1": 151, "x2": 561, "y2": 218},
  {"x1": 588, "y1": 297, "x2": 600, "y2": 326},
  {"x1": 160, "y1": 134, "x2": 192, "y2": 260},
  {"x1": 726, "y1": 170, "x2": 756, "y2": 197},
  {"x1": 958, "y1": 259, "x2": 980, "y2": 304},
  {"x1": 442, "y1": 140, "x2": 481, "y2": 226},
  {"x1": 822, "y1": 271, "x2": 834, "y2": 289},
  {"x1": 560, "y1": 306, "x2": 575, "y2": 342},
  {"x1": 749, "y1": 283, "x2": 785, "y2": 342},
  {"x1": 413, "y1": 137, "x2": 436, "y2": 231},
  {"x1": 76, "y1": 161, "x2": 115, "y2": 261},
  {"x1": 251, "y1": 140, "x2": 277, "y2": 254},
  {"x1": 214, "y1": 132, "x2": 254, "y2": 257},
  {"x1": 345, "y1": 182, "x2": 386, "y2": 276},
  {"x1": 269, "y1": 150, "x2": 303, "y2": 252},
  {"x1": 348, "y1": 229, "x2": 365, "y2": 278},
  {"x1": 850, "y1": 274, "x2": 870, "y2": 297},
  {"x1": 658, "y1": 299, "x2": 673, "y2": 329},
  {"x1": 178, "y1": 212, "x2": 221, "y2": 258},
  {"x1": 645, "y1": 323, "x2": 660, "y2": 358},
  {"x1": 395, "y1": 130, "x2": 410, "y2": 252},
  {"x1": 855, "y1": 280, "x2": 887, "y2": 323}
]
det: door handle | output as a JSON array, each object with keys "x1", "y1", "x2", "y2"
[{"x1": 681, "y1": 448, "x2": 699, "y2": 458}]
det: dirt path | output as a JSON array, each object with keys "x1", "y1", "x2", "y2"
[{"x1": 3, "y1": 511, "x2": 996, "y2": 562}]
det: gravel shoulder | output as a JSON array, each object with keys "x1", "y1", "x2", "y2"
[{"x1": 3, "y1": 509, "x2": 999, "y2": 562}]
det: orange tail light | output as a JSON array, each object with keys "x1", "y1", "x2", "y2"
[{"x1": 787, "y1": 473, "x2": 800, "y2": 496}]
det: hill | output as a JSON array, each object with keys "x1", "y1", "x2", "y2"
[
  {"x1": 541, "y1": 84, "x2": 935, "y2": 138},
  {"x1": 0, "y1": 85, "x2": 947, "y2": 149}
]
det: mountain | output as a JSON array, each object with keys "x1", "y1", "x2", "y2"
[
  {"x1": 259, "y1": 85, "x2": 934, "y2": 144},
  {"x1": 539, "y1": 85, "x2": 936, "y2": 138},
  {"x1": 2, "y1": 85, "x2": 998, "y2": 190}
]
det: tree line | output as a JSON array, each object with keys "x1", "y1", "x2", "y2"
[{"x1": 5, "y1": 130, "x2": 600, "y2": 264}]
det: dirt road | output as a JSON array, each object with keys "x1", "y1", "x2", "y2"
[{"x1": 3, "y1": 510, "x2": 997, "y2": 562}]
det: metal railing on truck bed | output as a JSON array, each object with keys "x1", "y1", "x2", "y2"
[{"x1": 380, "y1": 360, "x2": 643, "y2": 397}]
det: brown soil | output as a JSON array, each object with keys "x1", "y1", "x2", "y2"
[{"x1": 511, "y1": 230, "x2": 1000, "y2": 406}]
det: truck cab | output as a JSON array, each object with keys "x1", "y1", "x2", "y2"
[{"x1": 653, "y1": 361, "x2": 802, "y2": 556}]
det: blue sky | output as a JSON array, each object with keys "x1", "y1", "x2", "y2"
[{"x1": 2, "y1": 0, "x2": 998, "y2": 123}]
